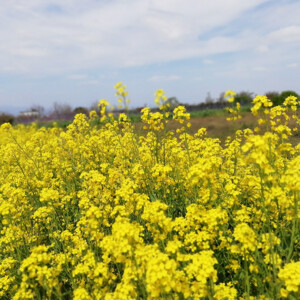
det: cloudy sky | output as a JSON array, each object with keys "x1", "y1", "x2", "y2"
[{"x1": 1, "y1": 0, "x2": 300, "y2": 114}]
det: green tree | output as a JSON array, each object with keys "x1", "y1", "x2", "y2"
[
  {"x1": 234, "y1": 91, "x2": 253, "y2": 105},
  {"x1": 73, "y1": 107, "x2": 88, "y2": 115},
  {"x1": 271, "y1": 90, "x2": 299, "y2": 106},
  {"x1": 0, "y1": 113, "x2": 14, "y2": 125},
  {"x1": 265, "y1": 91, "x2": 280, "y2": 106},
  {"x1": 166, "y1": 97, "x2": 180, "y2": 109}
]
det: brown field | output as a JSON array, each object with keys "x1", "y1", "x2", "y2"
[{"x1": 134, "y1": 110, "x2": 300, "y2": 145}]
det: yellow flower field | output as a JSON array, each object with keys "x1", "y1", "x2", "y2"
[{"x1": 0, "y1": 85, "x2": 300, "y2": 299}]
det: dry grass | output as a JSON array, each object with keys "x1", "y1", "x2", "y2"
[{"x1": 134, "y1": 110, "x2": 300, "y2": 145}]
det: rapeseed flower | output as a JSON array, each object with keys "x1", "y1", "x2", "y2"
[{"x1": 0, "y1": 85, "x2": 299, "y2": 299}]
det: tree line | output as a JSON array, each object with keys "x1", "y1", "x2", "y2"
[{"x1": 0, "y1": 90, "x2": 299, "y2": 125}]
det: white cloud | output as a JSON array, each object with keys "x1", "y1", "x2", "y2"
[
  {"x1": 148, "y1": 75, "x2": 181, "y2": 82},
  {"x1": 256, "y1": 45, "x2": 269, "y2": 53},
  {"x1": 287, "y1": 63, "x2": 298, "y2": 68},
  {"x1": 68, "y1": 74, "x2": 88, "y2": 80},
  {"x1": 203, "y1": 59, "x2": 214, "y2": 65},
  {"x1": 268, "y1": 26, "x2": 300, "y2": 43},
  {"x1": 0, "y1": 0, "x2": 270, "y2": 74},
  {"x1": 194, "y1": 77, "x2": 203, "y2": 81},
  {"x1": 252, "y1": 66, "x2": 268, "y2": 71},
  {"x1": 79, "y1": 80, "x2": 100, "y2": 86}
]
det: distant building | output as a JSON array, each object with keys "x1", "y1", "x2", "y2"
[{"x1": 19, "y1": 109, "x2": 40, "y2": 118}]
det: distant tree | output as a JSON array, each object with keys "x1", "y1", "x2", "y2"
[
  {"x1": 278, "y1": 90, "x2": 299, "y2": 106},
  {"x1": 166, "y1": 97, "x2": 180, "y2": 109},
  {"x1": 73, "y1": 107, "x2": 88, "y2": 115},
  {"x1": 0, "y1": 113, "x2": 14, "y2": 125},
  {"x1": 234, "y1": 91, "x2": 254, "y2": 105},
  {"x1": 205, "y1": 92, "x2": 214, "y2": 104},
  {"x1": 53, "y1": 102, "x2": 72, "y2": 119},
  {"x1": 89, "y1": 101, "x2": 99, "y2": 112},
  {"x1": 269, "y1": 90, "x2": 299, "y2": 106},
  {"x1": 265, "y1": 91, "x2": 280, "y2": 105},
  {"x1": 31, "y1": 104, "x2": 45, "y2": 117},
  {"x1": 216, "y1": 92, "x2": 226, "y2": 104},
  {"x1": 265, "y1": 91, "x2": 280, "y2": 102}
]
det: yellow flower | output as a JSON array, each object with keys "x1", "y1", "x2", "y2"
[
  {"x1": 224, "y1": 90, "x2": 237, "y2": 102},
  {"x1": 278, "y1": 261, "x2": 300, "y2": 293},
  {"x1": 233, "y1": 223, "x2": 257, "y2": 253}
]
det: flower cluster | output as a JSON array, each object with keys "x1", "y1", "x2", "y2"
[
  {"x1": 114, "y1": 82, "x2": 130, "y2": 111},
  {"x1": 0, "y1": 87, "x2": 299, "y2": 299}
]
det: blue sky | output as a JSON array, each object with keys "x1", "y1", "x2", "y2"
[{"x1": 0, "y1": 0, "x2": 300, "y2": 114}]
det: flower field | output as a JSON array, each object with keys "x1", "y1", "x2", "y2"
[{"x1": 0, "y1": 86, "x2": 300, "y2": 299}]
